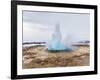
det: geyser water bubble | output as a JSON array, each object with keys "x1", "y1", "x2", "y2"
[{"x1": 48, "y1": 23, "x2": 74, "y2": 52}]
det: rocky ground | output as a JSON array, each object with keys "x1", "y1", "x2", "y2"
[{"x1": 22, "y1": 45, "x2": 90, "y2": 69}]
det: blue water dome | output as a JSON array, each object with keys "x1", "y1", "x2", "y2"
[{"x1": 48, "y1": 23, "x2": 73, "y2": 51}]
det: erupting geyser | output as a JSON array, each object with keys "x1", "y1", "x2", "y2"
[{"x1": 48, "y1": 23, "x2": 73, "y2": 51}]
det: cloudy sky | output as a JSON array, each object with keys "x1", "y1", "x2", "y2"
[{"x1": 23, "y1": 10, "x2": 90, "y2": 43}]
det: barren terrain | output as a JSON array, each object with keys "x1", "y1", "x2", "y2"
[{"x1": 22, "y1": 45, "x2": 90, "y2": 69}]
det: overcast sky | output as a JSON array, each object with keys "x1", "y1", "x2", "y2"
[{"x1": 23, "y1": 11, "x2": 90, "y2": 43}]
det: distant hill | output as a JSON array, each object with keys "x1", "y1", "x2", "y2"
[
  {"x1": 72, "y1": 40, "x2": 90, "y2": 46},
  {"x1": 78, "y1": 40, "x2": 90, "y2": 43},
  {"x1": 23, "y1": 42, "x2": 46, "y2": 45}
]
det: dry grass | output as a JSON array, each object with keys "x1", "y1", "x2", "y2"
[{"x1": 22, "y1": 45, "x2": 90, "y2": 69}]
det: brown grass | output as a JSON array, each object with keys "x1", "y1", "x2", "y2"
[{"x1": 22, "y1": 45, "x2": 90, "y2": 69}]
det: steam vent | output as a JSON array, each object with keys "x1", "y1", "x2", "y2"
[{"x1": 48, "y1": 23, "x2": 73, "y2": 52}]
